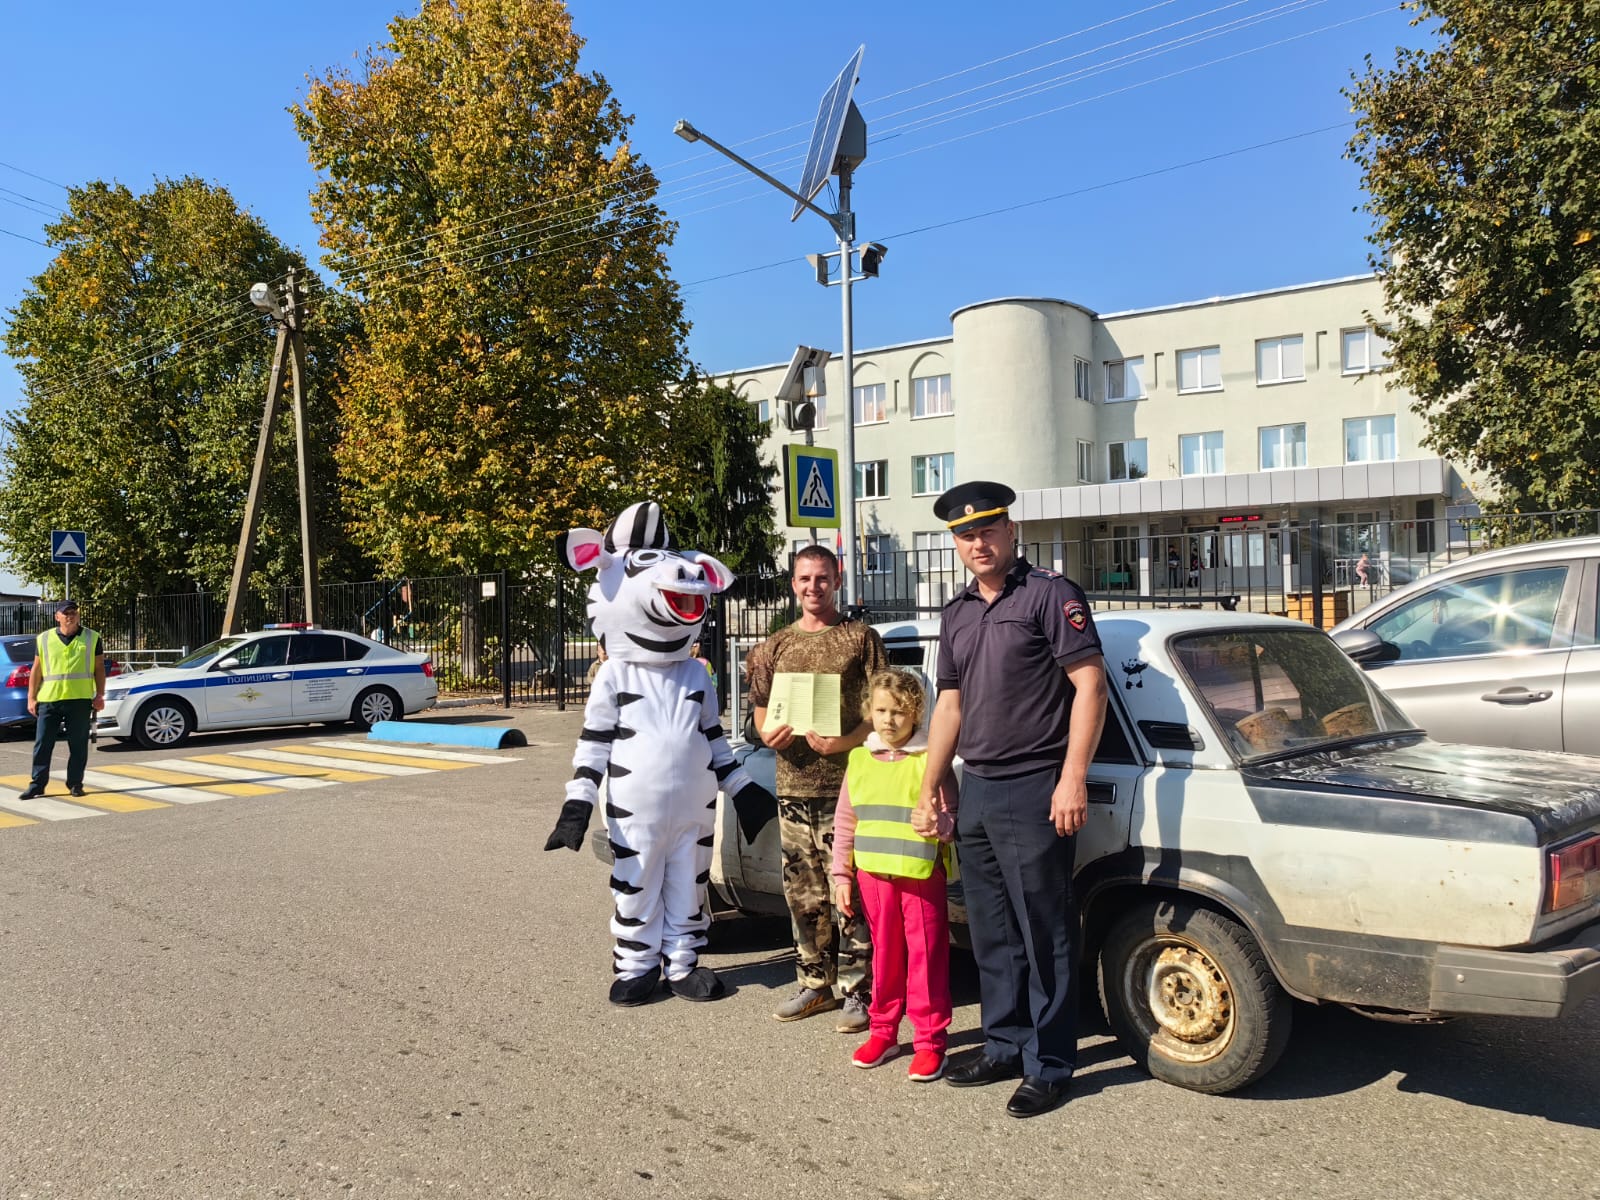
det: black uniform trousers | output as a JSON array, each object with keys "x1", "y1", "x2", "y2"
[
  {"x1": 956, "y1": 763, "x2": 1078, "y2": 1085},
  {"x1": 31, "y1": 698, "x2": 94, "y2": 792}
]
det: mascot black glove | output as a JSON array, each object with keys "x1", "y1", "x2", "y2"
[
  {"x1": 544, "y1": 798, "x2": 594, "y2": 852},
  {"x1": 729, "y1": 780, "x2": 778, "y2": 844}
]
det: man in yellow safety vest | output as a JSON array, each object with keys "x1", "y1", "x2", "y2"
[{"x1": 20, "y1": 599, "x2": 105, "y2": 800}]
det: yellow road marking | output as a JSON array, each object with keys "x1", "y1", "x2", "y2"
[
  {"x1": 49, "y1": 788, "x2": 170, "y2": 813},
  {"x1": 279, "y1": 744, "x2": 473, "y2": 770},
  {"x1": 93, "y1": 763, "x2": 281, "y2": 797},
  {"x1": 189, "y1": 753, "x2": 383, "y2": 784},
  {"x1": 0, "y1": 810, "x2": 37, "y2": 828}
]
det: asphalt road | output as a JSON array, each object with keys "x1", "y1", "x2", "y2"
[{"x1": 1, "y1": 708, "x2": 1597, "y2": 1199}]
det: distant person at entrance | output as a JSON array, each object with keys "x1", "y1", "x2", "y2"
[
  {"x1": 1355, "y1": 552, "x2": 1371, "y2": 587},
  {"x1": 20, "y1": 600, "x2": 105, "y2": 800}
]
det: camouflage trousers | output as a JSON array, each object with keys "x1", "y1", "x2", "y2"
[{"x1": 779, "y1": 794, "x2": 871, "y2": 995}]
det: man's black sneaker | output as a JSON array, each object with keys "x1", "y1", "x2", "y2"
[{"x1": 17, "y1": 787, "x2": 44, "y2": 800}]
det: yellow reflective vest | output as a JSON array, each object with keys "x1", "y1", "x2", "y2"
[
  {"x1": 35, "y1": 627, "x2": 100, "y2": 702},
  {"x1": 845, "y1": 746, "x2": 939, "y2": 880}
]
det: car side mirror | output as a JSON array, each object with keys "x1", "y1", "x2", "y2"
[
  {"x1": 1331, "y1": 628, "x2": 1400, "y2": 664},
  {"x1": 214, "y1": 655, "x2": 242, "y2": 671}
]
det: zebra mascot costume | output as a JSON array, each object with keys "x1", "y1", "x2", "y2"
[{"x1": 544, "y1": 501, "x2": 773, "y2": 1006}]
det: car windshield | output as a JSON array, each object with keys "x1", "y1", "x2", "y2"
[
  {"x1": 1170, "y1": 627, "x2": 1416, "y2": 762},
  {"x1": 172, "y1": 637, "x2": 246, "y2": 669}
]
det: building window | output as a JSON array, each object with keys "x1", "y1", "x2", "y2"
[
  {"x1": 1077, "y1": 440, "x2": 1095, "y2": 483},
  {"x1": 1108, "y1": 439, "x2": 1147, "y2": 481},
  {"x1": 912, "y1": 374, "x2": 953, "y2": 418},
  {"x1": 1256, "y1": 335, "x2": 1304, "y2": 385},
  {"x1": 863, "y1": 533, "x2": 892, "y2": 574},
  {"x1": 913, "y1": 452, "x2": 954, "y2": 496},
  {"x1": 1177, "y1": 346, "x2": 1222, "y2": 394},
  {"x1": 853, "y1": 382, "x2": 886, "y2": 426},
  {"x1": 1345, "y1": 414, "x2": 1397, "y2": 463},
  {"x1": 1259, "y1": 423, "x2": 1307, "y2": 470},
  {"x1": 753, "y1": 398, "x2": 770, "y2": 424},
  {"x1": 1341, "y1": 326, "x2": 1392, "y2": 375},
  {"x1": 1074, "y1": 357, "x2": 1092, "y2": 401},
  {"x1": 855, "y1": 459, "x2": 888, "y2": 500},
  {"x1": 1105, "y1": 357, "x2": 1145, "y2": 402},
  {"x1": 1180, "y1": 431, "x2": 1225, "y2": 476}
]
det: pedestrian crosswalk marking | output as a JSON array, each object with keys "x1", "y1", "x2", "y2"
[
  {"x1": 0, "y1": 737, "x2": 521, "y2": 833},
  {"x1": 94, "y1": 763, "x2": 283, "y2": 797},
  {"x1": 276, "y1": 744, "x2": 475, "y2": 770},
  {"x1": 234, "y1": 748, "x2": 429, "y2": 776},
  {"x1": 314, "y1": 740, "x2": 509, "y2": 764},
  {"x1": 192, "y1": 753, "x2": 383, "y2": 784},
  {"x1": 0, "y1": 788, "x2": 103, "y2": 820}
]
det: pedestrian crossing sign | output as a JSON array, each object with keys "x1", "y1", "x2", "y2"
[{"x1": 784, "y1": 445, "x2": 840, "y2": 528}]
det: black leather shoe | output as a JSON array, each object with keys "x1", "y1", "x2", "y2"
[
  {"x1": 1006, "y1": 1076, "x2": 1069, "y2": 1118},
  {"x1": 945, "y1": 1052, "x2": 1022, "y2": 1088},
  {"x1": 68, "y1": 785, "x2": 86, "y2": 797},
  {"x1": 17, "y1": 787, "x2": 44, "y2": 800}
]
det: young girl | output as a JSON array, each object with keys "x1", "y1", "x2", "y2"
[{"x1": 831, "y1": 669, "x2": 957, "y2": 1081}]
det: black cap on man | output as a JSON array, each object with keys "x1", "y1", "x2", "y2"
[{"x1": 932, "y1": 481, "x2": 1016, "y2": 534}]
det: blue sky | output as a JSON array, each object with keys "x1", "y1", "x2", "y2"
[{"x1": 0, "y1": 0, "x2": 1427, "y2": 592}]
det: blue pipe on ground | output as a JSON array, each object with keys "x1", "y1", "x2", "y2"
[{"x1": 367, "y1": 720, "x2": 528, "y2": 749}]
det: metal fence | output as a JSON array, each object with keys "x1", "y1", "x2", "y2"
[{"x1": 5, "y1": 507, "x2": 1596, "y2": 710}]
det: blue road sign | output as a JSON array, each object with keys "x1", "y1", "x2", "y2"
[
  {"x1": 50, "y1": 530, "x2": 88, "y2": 565},
  {"x1": 784, "y1": 446, "x2": 840, "y2": 529}
]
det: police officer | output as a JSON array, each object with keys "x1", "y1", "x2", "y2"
[
  {"x1": 915, "y1": 482, "x2": 1106, "y2": 1118},
  {"x1": 20, "y1": 599, "x2": 105, "y2": 800}
]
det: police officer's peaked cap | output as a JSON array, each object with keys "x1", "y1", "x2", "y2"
[
  {"x1": 55, "y1": 599, "x2": 79, "y2": 614},
  {"x1": 933, "y1": 481, "x2": 1016, "y2": 534}
]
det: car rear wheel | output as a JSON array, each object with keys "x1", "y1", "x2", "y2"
[
  {"x1": 1099, "y1": 898, "x2": 1291, "y2": 1095},
  {"x1": 350, "y1": 686, "x2": 401, "y2": 730},
  {"x1": 132, "y1": 698, "x2": 193, "y2": 750}
]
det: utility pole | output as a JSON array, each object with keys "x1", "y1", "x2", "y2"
[{"x1": 223, "y1": 268, "x2": 319, "y2": 634}]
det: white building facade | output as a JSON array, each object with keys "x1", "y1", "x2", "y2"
[{"x1": 718, "y1": 273, "x2": 1475, "y2": 602}]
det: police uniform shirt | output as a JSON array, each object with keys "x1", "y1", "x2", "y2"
[{"x1": 935, "y1": 559, "x2": 1102, "y2": 778}]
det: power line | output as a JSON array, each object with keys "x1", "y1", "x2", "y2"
[
  {"x1": 0, "y1": 225, "x2": 48, "y2": 247},
  {"x1": 0, "y1": 160, "x2": 68, "y2": 191}
]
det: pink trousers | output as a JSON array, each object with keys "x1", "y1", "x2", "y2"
[{"x1": 858, "y1": 868, "x2": 952, "y2": 1053}]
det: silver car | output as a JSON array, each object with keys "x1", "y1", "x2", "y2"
[{"x1": 1330, "y1": 536, "x2": 1600, "y2": 754}]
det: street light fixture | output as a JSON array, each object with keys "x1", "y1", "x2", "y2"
[{"x1": 675, "y1": 48, "x2": 877, "y2": 603}]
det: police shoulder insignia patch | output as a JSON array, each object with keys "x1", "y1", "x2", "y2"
[
  {"x1": 1030, "y1": 567, "x2": 1062, "y2": 579},
  {"x1": 1064, "y1": 599, "x2": 1088, "y2": 630}
]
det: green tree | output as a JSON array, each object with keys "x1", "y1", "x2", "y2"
[
  {"x1": 1347, "y1": 1, "x2": 1600, "y2": 510},
  {"x1": 660, "y1": 377, "x2": 781, "y2": 576},
  {"x1": 0, "y1": 178, "x2": 362, "y2": 605},
  {"x1": 293, "y1": 0, "x2": 692, "y2": 575}
]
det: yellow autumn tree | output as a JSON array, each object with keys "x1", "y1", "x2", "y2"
[{"x1": 293, "y1": 0, "x2": 691, "y2": 574}]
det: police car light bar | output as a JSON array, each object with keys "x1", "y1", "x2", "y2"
[{"x1": 262, "y1": 622, "x2": 321, "y2": 630}]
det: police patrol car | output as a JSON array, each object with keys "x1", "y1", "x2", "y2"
[
  {"x1": 683, "y1": 610, "x2": 1600, "y2": 1095},
  {"x1": 98, "y1": 624, "x2": 438, "y2": 749}
]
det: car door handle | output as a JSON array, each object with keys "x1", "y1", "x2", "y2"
[
  {"x1": 271, "y1": 672, "x2": 291, "y2": 680},
  {"x1": 1087, "y1": 781, "x2": 1116, "y2": 805},
  {"x1": 346, "y1": 668, "x2": 364, "y2": 674},
  {"x1": 1481, "y1": 688, "x2": 1552, "y2": 704}
]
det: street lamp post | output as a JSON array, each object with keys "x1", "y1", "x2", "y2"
[{"x1": 675, "y1": 92, "x2": 878, "y2": 605}]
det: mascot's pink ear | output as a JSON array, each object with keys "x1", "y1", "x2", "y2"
[
  {"x1": 682, "y1": 550, "x2": 735, "y2": 593},
  {"x1": 557, "y1": 528, "x2": 608, "y2": 572}
]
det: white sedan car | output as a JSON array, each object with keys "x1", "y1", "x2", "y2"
[{"x1": 99, "y1": 624, "x2": 438, "y2": 749}]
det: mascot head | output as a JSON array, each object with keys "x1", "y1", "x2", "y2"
[{"x1": 558, "y1": 501, "x2": 734, "y2": 665}]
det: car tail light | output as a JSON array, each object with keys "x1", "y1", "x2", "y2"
[
  {"x1": 422, "y1": 660, "x2": 435, "y2": 678},
  {"x1": 1545, "y1": 833, "x2": 1600, "y2": 913},
  {"x1": 4, "y1": 664, "x2": 29, "y2": 688}
]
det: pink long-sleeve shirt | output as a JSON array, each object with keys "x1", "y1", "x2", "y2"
[{"x1": 831, "y1": 731, "x2": 959, "y2": 886}]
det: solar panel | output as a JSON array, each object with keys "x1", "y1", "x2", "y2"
[{"x1": 791, "y1": 44, "x2": 866, "y2": 222}]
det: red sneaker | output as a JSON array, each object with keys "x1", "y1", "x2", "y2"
[
  {"x1": 907, "y1": 1050, "x2": 945, "y2": 1082},
  {"x1": 851, "y1": 1036, "x2": 900, "y2": 1069}
]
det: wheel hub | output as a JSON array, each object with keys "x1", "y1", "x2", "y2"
[{"x1": 1145, "y1": 945, "x2": 1232, "y2": 1044}]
